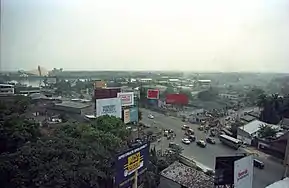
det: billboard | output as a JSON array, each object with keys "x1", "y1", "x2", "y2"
[
  {"x1": 129, "y1": 107, "x2": 138, "y2": 123},
  {"x1": 117, "y1": 92, "x2": 134, "y2": 106},
  {"x1": 147, "y1": 89, "x2": 159, "y2": 99},
  {"x1": 123, "y1": 109, "x2": 130, "y2": 124},
  {"x1": 165, "y1": 93, "x2": 189, "y2": 105},
  {"x1": 95, "y1": 98, "x2": 122, "y2": 118},
  {"x1": 115, "y1": 143, "x2": 150, "y2": 187},
  {"x1": 94, "y1": 88, "x2": 121, "y2": 99},
  {"x1": 214, "y1": 155, "x2": 244, "y2": 186},
  {"x1": 94, "y1": 81, "x2": 106, "y2": 88},
  {"x1": 234, "y1": 155, "x2": 253, "y2": 188}
]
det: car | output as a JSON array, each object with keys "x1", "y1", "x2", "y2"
[
  {"x1": 148, "y1": 114, "x2": 154, "y2": 119},
  {"x1": 182, "y1": 124, "x2": 190, "y2": 130},
  {"x1": 253, "y1": 159, "x2": 265, "y2": 169},
  {"x1": 182, "y1": 138, "x2": 191, "y2": 144},
  {"x1": 198, "y1": 126, "x2": 204, "y2": 131},
  {"x1": 197, "y1": 140, "x2": 207, "y2": 148},
  {"x1": 206, "y1": 137, "x2": 216, "y2": 144},
  {"x1": 188, "y1": 135, "x2": 196, "y2": 142}
]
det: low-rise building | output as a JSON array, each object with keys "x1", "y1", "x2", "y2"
[
  {"x1": 159, "y1": 161, "x2": 213, "y2": 188},
  {"x1": 0, "y1": 84, "x2": 14, "y2": 95},
  {"x1": 48, "y1": 101, "x2": 93, "y2": 115},
  {"x1": 237, "y1": 120, "x2": 281, "y2": 145}
]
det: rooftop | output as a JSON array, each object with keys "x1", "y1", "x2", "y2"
[
  {"x1": 55, "y1": 101, "x2": 91, "y2": 109},
  {"x1": 240, "y1": 120, "x2": 280, "y2": 135},
  {"x1": 160, "y1": 161, "x2": 214, "y2": 188}
]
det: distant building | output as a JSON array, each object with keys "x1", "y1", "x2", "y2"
[
  {"x1": 0, "y1": 84, "x2": 14, "y2": 95},
  {"x1": 197, "y1": 80, "x2": 211, "y2": 87},
  {"x1": 138, "y1": 78, "x2": 153, "y2": 83},
  {"x1": 48, "y1": 101, "x2": 93, "y2": 115}
]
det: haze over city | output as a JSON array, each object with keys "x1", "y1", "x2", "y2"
[{"x1": 1, "y1": 0, "x2": 289, "y2": 72}]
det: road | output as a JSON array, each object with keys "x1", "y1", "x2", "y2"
[{"x1": 141, "y1": 108, "x2": 285, "y2": 188}]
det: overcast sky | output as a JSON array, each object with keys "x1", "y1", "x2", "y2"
[{"x1": 1, "y1": 0, "x2": 289, "y2": 72}]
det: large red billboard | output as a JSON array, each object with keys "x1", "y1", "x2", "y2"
[
  {"x1": 165, "y1": 93, "x2": 189, "y2": 105},
  {"x1": 94, "y1": 88, "x2": 121, "y2": 99},
  {"x1": 147, "y1": 89, "x2": 159, "y2": 99}
]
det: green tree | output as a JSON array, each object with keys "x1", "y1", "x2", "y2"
[
  {"x1": 258, "y1": 124, "x2": 279, "y2": 138},
  {"x1": 0, "y1": 116, "x2": 41, "y2": 154},
  {"x1": 197, "y1": 87, "x2": 219, "y2": 101},
  {"x1": 0, "y1": 114, "x2": 130, "y2": 188}
]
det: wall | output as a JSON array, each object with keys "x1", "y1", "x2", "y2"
[
  {"x1": 237, "y1": 128, "x2": 253, "y2": 145},
  {"x1": 158, "y1": 176, "x2": 181, "y2": 188}
]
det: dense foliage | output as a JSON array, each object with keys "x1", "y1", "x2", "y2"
[
  {"x1": 258, "y1": 94, "x2": 289, "y2": 124},
  {"x1": 0, "y1": 97, "x2": 131, "y2": 188},
  {"x1": 197, "y1": 87, "x2": 219, "y2": 101}
]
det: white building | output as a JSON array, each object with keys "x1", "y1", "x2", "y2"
[
  {"x1": 237, "y1": 120, "x2": 281, "y2": 145},
  {"x1": 0, "y1": 84, "x2": 14, "y2": 95}
]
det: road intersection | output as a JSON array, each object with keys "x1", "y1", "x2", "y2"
[{"x1": 140, "y1": 108, "x2": 284, "y2": 188}]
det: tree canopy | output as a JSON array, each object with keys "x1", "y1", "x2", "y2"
[
  {"x1": 258, "y1": 124, "x2": 279, "y2": 138},
  {"x1": 0, "y1": 97, "x2": 132, "y2": 188}
]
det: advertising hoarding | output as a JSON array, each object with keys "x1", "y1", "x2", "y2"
[
  {"x1": 94, "y1": 88, "x2": 121, "y2": 99},
  {"x1": 95, "y1": 98, "x2": 122, "y2": 118},
  {"x1": 234, "y1": 155, "x2": 253, "y2": 188},
  {"x1": 147, "y1": 89, "x2": 159, "y2": 99},
  {"x1": 214, "y1": 155, "x2": 244, "y2": 186},
  {"x1": 165, "y1": 93, "x2": 189, "y2": 105},
  {"x1": 94, "y1": 81, "x2": 106, "y2": 88},
  {"x1": 117, "y1": 92, "x2": 134, "y2": 106},
  {"x1": 129, "y1": 107, "x2": 138, "y2": 123},
  {"x1": 123, "y1": 109, "x2": 130, "y2": 124},
  {"x1": 115, "y1": 143, "x2": 150, "y2": 187}
]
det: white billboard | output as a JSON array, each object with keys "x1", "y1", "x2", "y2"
[
  {"x1": 117, "y1": 92, "x2": 134, "y2": 106},
  {"x1": 234, "y1": 155, "x2": 253, "y2": 188},
  {"x1": 95, "y1": 98, "x2": 122, "y2": 118}
]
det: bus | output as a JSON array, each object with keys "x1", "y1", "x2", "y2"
[{"x1": 219, "y1": 134, "x2": 241, "y2": 150}]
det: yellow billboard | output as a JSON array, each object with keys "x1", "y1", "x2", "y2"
[{"x1": 94, "y1": 81, "x2": 107, "y2": 88}]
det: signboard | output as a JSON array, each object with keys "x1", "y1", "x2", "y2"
[
  {"x1": 234, "y1": 155, "x2": 253, "y2": 188},
  {"x1": 123, "y1": 109, "x2": 130, "y2": 124},
  {"x1": 147, "y1": 89, "x2": 159, "y2": 99},
  {"x1": 214, "y1": 155, "x2": 244, "y2": 186},
  {"x1": 117, "y1": 92, "x2": 134, "y2": 106},
  {"x1": 115, "y1": 143, "x2": 150, "y2": 187},
  {"x1": 95, "y1": 98, "x2": 122, "y2": 118},
  {"x1": 94, "y1": 88, "x2": 121, "y2": 99},
  {"x1": 129, "y1": 107, "x2": 138, "y2": 123},
  {"x1": 94, "y1": 81, "x2": 106, "y2": 88},
  {"x1": 166, "y1": 93, "x2": 189, "y2": 105}
]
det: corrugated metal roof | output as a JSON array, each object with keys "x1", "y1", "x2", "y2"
[{"x1": 240, "y1": 120, "x2": 280, "y2": 135}]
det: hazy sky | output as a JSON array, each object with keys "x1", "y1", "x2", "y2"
[{"x1": 1, "y1": 0, "x2": 289, "y2": 72}]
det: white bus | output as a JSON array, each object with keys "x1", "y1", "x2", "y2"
[
  {"x1": 219, "y1": 134, "x2": 241, "y2": 150},
  {"x1": 0, "y1": 84, "x2": 14, "y2": 95}
]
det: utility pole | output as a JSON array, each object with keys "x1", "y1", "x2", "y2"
[
  {"x1": 132, "y1": 170, "x2": 138, "y2": 188},
  {"x1": 283, "y1": 133, "x2": 289, "y2": 178}
]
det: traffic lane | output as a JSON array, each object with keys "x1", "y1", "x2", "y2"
[
  {"x1": 252, "y1": 156, "x2": 284, "y2": 188},
  {"x1": 141, "y1": 108, "x2": 285, "y2": 187}
]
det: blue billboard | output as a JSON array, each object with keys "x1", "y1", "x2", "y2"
[
  {"x1": 129, "y1": 107, "x2": 138, "y2": 123},
  {"x1": 115, "y1": 143, "x2": 150, "y2": 187}
]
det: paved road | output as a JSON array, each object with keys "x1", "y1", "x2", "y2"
[{"x1": 141, "y1": 108, "x2": 285, "y2": 188}]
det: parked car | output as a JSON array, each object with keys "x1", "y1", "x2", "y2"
[
  {"x1": 206, "y1": 137, "x2": 216, "y2": 144},
  {"x1": 188, "y1": 135, "x2": 196, "y2": 142},
  {"x1": 253, "y1": 159, "x2": 265, "y2": 169},
  {"x1": 182, "y1": 124, "x2": 190, "y2": 130},
  {"x1": 197, "y1": 140, "x2": 207, "y2": 148},
  {"x1": 182, "y1": 138, "x2": 191, "y2": 144},
  {"x1": 148, "y1": 114, "x2": 154, "y2": 119}
]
